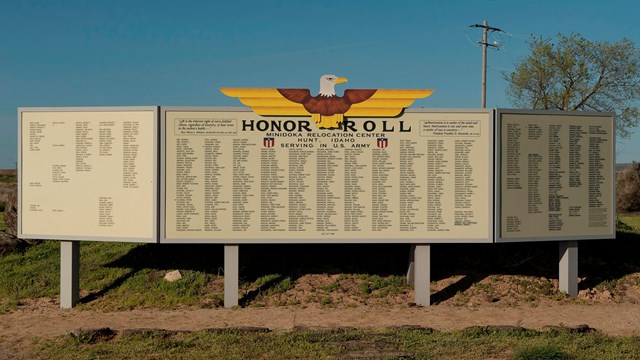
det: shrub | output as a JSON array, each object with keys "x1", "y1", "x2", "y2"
[
  {"x1": 0, "y1": 183, "x2": 17, "y2": 213},
  {"x1": 616, "y1": 162, "x2": 640, "y2": 212}
]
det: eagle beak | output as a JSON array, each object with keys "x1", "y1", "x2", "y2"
[{"x1": 335, "y1": 77, "x2": 348, "y2": 84}]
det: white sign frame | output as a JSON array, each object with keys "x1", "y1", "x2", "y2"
[{"x1": 18, "y1": 107, "x2": 159, "y2": 243}]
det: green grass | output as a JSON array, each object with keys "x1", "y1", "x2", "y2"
[
  {"x1": 34, "y1": 327, "x2": 640, "y2": 360},
  {"x1": 93, "y1": 268, "x2": 221, "y2": 310},
  {"x1": 617, "y1": 215, "x2": 640, "y2": 233},
  {"x1": 357, "y1": 274, "x2": 409, "y2": 297},
  {"x1": 321, "y1": 281, "x2": 340, "y2": 292},
  {"x1": 78, "y1": 243, "x2": 224, "y2": 311},
  {"x1": 250, "y1": 274, "x2": 294, "y2": 296},
  {"x1": 0, "y1": 241, "x2": 60, "y2": 312},
  {"x1": 512, "y1": 344, "x2": 568, "y2": 360},
  {"x1": 0, "y1": 241, "x2": 225, "y2": 312},
  {"x1": 0, "y1": 174, "x2": 16, "y2": 184}
]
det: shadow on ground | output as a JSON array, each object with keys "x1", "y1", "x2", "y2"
[{"x1": 92, "y1": 231, "x2": 640, "y2": 304}]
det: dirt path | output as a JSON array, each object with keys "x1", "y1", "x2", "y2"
[{"x1": 1, "y1": 301, "x2": 639, "y2": 357}]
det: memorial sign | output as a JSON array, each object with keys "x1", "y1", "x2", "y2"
[
  {"x1": 497, "y1": 110, "x2": 615, "y2": 242},
  {"x1": 17, "y1": 104, "x2": 613, "y2": 308},
  {"x1": 19, "y1": 107, "x2": 158, "y2": 242},
  {"x1": 161, "y1": 108, "x2": 494, "y2": 243}
]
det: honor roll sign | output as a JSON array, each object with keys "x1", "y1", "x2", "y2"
[
  {"x1": 162, "y1": 108, "x2": 494, "y2": 243},
  {"x1": 162, "y1": 74, "x2": 493, "y2": 243},
  {"x1": 18, "y1": 77, "x2": 612, "y2": 246}
]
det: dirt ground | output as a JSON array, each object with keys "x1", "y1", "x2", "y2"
[
  {"x1": 2, "y1": 238, "x2": 640, "y2": 358},
  {"x1": 1, "y1": 295, "x2": 639, "y2": 359}
]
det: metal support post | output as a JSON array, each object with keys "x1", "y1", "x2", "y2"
[
  {"x1": 224, "y1": 244, "x2": 239, "y2": 308},
  {"x1": 559, "y1": 240, "x2": 579, "y2": 296},
  {"x1": 406, "y1": 244, "x2": 416, "y2": 285},
  {"x1": 60, "y1": 241, "x2": 80, "y2": 309},
  {"x1": 414, "y1": 244, "x2": 431, "y2": 306}
]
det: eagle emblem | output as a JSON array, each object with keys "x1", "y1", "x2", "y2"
[{"x1": 220, "y1": 75, "x2": 434, "y2": 129}]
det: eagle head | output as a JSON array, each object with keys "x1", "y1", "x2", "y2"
[{"x1": 319, "y1": 74, "x2": 348, "y2": 97}]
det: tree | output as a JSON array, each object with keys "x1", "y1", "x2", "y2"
[{"x1": 504, "y1": 33, "x2": 640, "y2": 138}]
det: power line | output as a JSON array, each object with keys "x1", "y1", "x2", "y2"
[{"x1": 469, "y1": 20, "x2": 505, "y2": 108}]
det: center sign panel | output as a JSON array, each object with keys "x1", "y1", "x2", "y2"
[{"x1": 162, "y1": 108, "x2": 493, "y2": 243}]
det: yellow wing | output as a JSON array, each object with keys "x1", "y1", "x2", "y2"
[
  {"x1": 344, "y1": 89, "x2": 434, "y2": 117},
  {"x1": 219, "y1": 88, "x2": 310, "y2": 116},
  {"x1": 219, "y1": 88, "x2": 434, "y2": 117}
]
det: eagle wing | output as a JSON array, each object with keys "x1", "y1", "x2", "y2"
[
  {"x1": 219, "y1": 88, "x2": 434, "y2": 117},
  {"x1": 345, "y1": 89, "x2": 434, "y2": 117},
  {"x1": 219, "y1": 88, "x2": 310, "y2": 116},
  {"x1": 277, "y1": 89, "x2": 312, "y2": 104},
  {"x1": 344, "y1": 89, "x2": 377, "y2": 104}
]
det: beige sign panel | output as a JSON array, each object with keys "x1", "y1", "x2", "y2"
[
  {"x1": 163, "y1": 109, "x2": 493, "y2": 243},
  {"x1": 498, "y1": 111, "x2": 615, "y2": 241},
  {"x1": 19, "y1": 108, "x2": 157, "y2": 242}
]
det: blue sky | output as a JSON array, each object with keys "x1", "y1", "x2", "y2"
[{"x1": 1, "y1": 0, "x2": 639, "y2": 168}]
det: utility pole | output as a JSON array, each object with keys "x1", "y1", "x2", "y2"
[{"x1": 470, "y1": 20, "x2": 503, "y2": 108}]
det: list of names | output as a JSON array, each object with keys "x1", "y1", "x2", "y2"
[
  {"x1": 500, "y1": 113, "x2": 613, "y2": 239},
  {"x1": 165, "y1": 111, "x2": 492, "y2": 241},
  {"x1": 20, "y1": 110, "x2": 156, "y2": 240}
]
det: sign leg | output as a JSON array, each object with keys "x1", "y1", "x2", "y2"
[
  {"x1": 414, "y1": 244, "x2": 430, "y2": 306},
  {"x1": 406, "y1": 244, "x2": 416, "y2": 285},
  {"x1": 224, "y1": 244, "x2": 239, "y2": 308},
  {"x1": 60, "y1": 241, "x2": 79, "y2": 309},
  {"x1": 559, "y1": 240, "x2": 578, "y2": 296}
]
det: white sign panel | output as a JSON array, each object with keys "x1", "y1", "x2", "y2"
[{"x1": 19, "y1": 108, "x2": 158, "y2": 242}]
